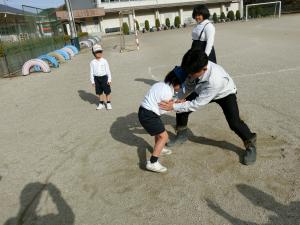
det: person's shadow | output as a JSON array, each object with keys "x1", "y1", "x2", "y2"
[
  {"x1": 4, "y1": 182, "x2": 75, "y2": 225},
  {"x1": 134, "y1": 78, "x2": 157, "y2": 86},
  {"x1": 188, "y1": 129, "x2": 245, "y2": 163},
  {"x1": 206, "y1": 184, "x2": 300, "y2": 225},
  {"x1": 110, "y1": 112, "x2": 152, "y2": 170},
  {"x1": 110, "y1": 112, "x2": 178, "y2": 170},
  {"x1": 78, "y1": 90, "x2": 98, "y2": 105}
]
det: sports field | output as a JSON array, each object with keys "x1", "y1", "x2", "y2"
[{"x1": 0, "y1": 14, "x2": 299, "y2": 225}]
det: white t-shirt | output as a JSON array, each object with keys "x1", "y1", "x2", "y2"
[
  {"x1": 90, "y1": 58, "x2": 112, "y2": 84},
  {"x1": 174, "y1": 61, "x2": 237, "y2": 113},
  {"x1": 141, "y1": 82, "x2": 174, "y2": 116},
  {"x1": 192, "y1": 19, "x2": 215, "y2": 56}
]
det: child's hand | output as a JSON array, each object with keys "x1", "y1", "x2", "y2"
[{"x1": 107, "y1": 82, "x2": 111, "y2": 86}]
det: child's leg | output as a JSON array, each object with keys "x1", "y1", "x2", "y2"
[
  {"x1": 151, "y1": 131, "x2": 168, "y2": 159},
  {"x1": 147, "y1": 131, "x2": 169, "y2": 172},
  {"x1": 99, "y1": 94, "x2": 105, "y2": 103},
  {"x1": 106, "y1": 94, "x2": 111, "y2": 102}
]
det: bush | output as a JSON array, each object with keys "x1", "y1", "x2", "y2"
[
  {"x1": 135, "y1": 21, "x2": 140, "y2": 31},
  {"x1": 78, "y1": 32, "x2": 88, "y2": 38},
  {"x1": 213, "y1": 13, "x2": 218, "y2": 23},
  {"x1": 249, "y1": 7, "x2": 256, "y2": 18},
  {"x1": 122, "y1": 22, "x2": 129, "y2": 35},
  {"x1": 145, "y1": 20, "x2": 150, "y2": 31},
  {"x1": 174, "y1": 16, "x2": 181, "y2": 28},
  {"x1": 165, "y1": 18, "x2": 170, "y2": 27},
  {"x1": 0, "y1": 43, "x2": 4, "y2": 57},
  {"x1": 227, "y1": 10, "x2": 235, "y2": 21},
  {"x1": 155, "y1": 18, "x2": 160, "y2": 29},
  {"x1": 220, "y1": 12, "x2": 226, "y2": 21},
  {"x1": 64, "y1": 35, "x2": 70, "y2": 42},
  {"x1": 236, "y1": 10, "x2": 241, "y2": 20},
  {"x1": 255, "y1": 7, "x2": 263, "y2": 17}
]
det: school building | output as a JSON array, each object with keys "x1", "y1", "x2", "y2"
[{"x1": 57, "y1": 0, "x2": 243, "y2": 35}]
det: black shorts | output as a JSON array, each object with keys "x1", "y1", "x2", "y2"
[
  {"x1": 138, "y1": 107, "x2": 165, "y2": 136},
  {"x1": 94, "y1": 75, "x2": 111, "y2": 95}
]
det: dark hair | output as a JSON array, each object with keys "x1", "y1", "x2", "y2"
[
  {"x1": 164, "y1": 70, "x2": 181, "y2": 86},
  {"x1": 181, "y1": 49, "x2": 208, "y2": 74},
  {"x1": 192, "y1": 5, "x2": 210, "y2": 20}
]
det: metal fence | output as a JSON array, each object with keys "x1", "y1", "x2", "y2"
[{"x1": 0, "y1": 6, "x2": 65, "y2": 77}]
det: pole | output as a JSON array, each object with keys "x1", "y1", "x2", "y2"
[
  {"x1": 132, "y1": 9, "x2": 139, "y2": 51},
  {"x1": 65, "y1": 0, "x2": 80, "y2": 50}
]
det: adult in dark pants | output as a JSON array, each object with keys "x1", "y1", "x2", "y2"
[
  {"x1": 191, "y1": 5, "x2": 217, "y2": 63},
  {"x1": 159, "y1": 49, "x2": 257, "y2": 165}
]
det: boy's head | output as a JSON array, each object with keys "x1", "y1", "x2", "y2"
[
  {"x1": 164, "y1": 67, "x2": 187, "y2": 92},
  {"x1": 181, "y1": 49, "x2": 208, "y2": 80},
  {"x1": 92, "y1": 44, "x2": 103, "y2": 58}
]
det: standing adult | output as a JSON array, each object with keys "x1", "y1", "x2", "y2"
[
  {"x1": 160, "y1": 49, "x2": 257, "y2": 165},
  {"x1": 191, "y1": 5, "x2": 217, "y2": 63}
]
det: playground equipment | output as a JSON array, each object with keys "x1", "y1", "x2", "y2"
[{"x1": 22, "y1": 59, "x2": 50, "y2": 76}]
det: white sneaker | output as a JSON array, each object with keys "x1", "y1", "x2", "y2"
[
  {"x1": 146, "y1": 161, "x2": 167, "y2": 173},
  {"x1": 96, "y1": 103, "x2": 105, "y2": 110},
  {"x1": 161, "y1": 148, "x2": 172, "y2": 156},
  {"x1": 106, "y1": 103, "x2": 112, "y2": 110}
]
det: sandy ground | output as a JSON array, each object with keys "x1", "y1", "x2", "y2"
[{"x1": 0, "y1": 14, "x2": 299, "y2": 225}]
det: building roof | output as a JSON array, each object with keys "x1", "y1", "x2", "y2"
[{"x1": 56, "y1": 8, "x2": 105, "y2": 20}]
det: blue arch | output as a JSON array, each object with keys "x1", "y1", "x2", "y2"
[
  {"x1": 65, "y1": 45, "x2": 79, "y2": 54},
  {"x1": 34, "y1": 55, "x2": 59, "y2": 71},
  {"x1": 55, "y1": 49, "x2": 70, "y2": 60}
]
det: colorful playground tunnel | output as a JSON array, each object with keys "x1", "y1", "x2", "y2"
[{"x1": 22, "y1": 36, "x2": 100, "y2": 76}]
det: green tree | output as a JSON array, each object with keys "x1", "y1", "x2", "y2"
[
  {"x1": 165, "y1": 18, "x2": 170, "y2": 27},
  {"x1": 174, "y1": 16, "x2": 181, "y2": 28},
  {"x1": 213, "y1": 12, "x2": 218, "y2": 23},
  {"x1": 255, "y1": 7, "x2": 263, "y2": 17},
  {"x1": 135, "y1": 21, "x2": 140, "y2": 31},
  {"x1": 145, "y1": 20, "x2": 150, "y2": 31},
  {"x1": 236, "y1": 10, "x2": 241, "y2": 20},
  {"x1": 155, "y1": 18, "x2": 161, "y2": 29},
  {"x1": 249, "y1": 7, "x2": 256, "y2": 18},
  {"x1": 220, "y1": 12, "x2": 226, "y2": 21},
  {"x1": 227, "y1": 10, "x2": 235, "y2": 21},
  {"x1": 122, "y1": 22, "x2": 129, "y2": 35}
]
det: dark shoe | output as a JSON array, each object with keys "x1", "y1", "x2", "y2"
[
  {"x1": 243, "y1": 133, "x2": 257, "y2": 165},
  {"x1": 166, "y1": 128, "x2": 188, "y2": 147}
]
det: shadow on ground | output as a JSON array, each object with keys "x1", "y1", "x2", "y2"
[
  {"x1": 188, "y1": 129, "x2": 245, "y2": 163},
  {"x1": 78, "y1": 90, "x2": 98, "y2": 105},
  {"x1": 110, "y1": 112, "x2": 152, "y2": 170},
  {"x1": 134, "y1": 78, "x2": 157, "y2": 86},
  {"x1": 206, "y1": 184, "x2": 300, "y2": 225},
  {"x1": 4, "y1": 182, "x2": 75, "y2": 225},
  {"x1": 110, "y1": 111, "x2": 247, "y2": 169}
]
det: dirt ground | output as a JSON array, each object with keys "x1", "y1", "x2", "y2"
[{"x1": 0, "y1": 14, "x2": 299, "y2": 225}]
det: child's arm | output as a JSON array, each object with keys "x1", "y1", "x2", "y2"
[
  {"x1": 105, "y1": 60, "x2": 112, "y2": 84},
  {"x1": 90, "y1": 62, "x2": 95, "y2": 85}
]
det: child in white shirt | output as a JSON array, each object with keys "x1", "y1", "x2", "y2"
[
  {"x1": 138, "y1": 67, "x2": 186, "y2": 173},
  {"x1": 90, "y1": 44, "x2": 112, "y2": 110}
]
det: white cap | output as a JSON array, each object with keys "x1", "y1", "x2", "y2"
[{"x1": 92, "y1": 44, "x2": 103, "y2": 52}]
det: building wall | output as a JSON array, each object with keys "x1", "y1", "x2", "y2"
[
  {"x1": 80, "y1": 18, "x2": 102, "y2": 34},
  {"x1": 70, "y1": 0, "x2": 96, "y2": 10},
  {"x1": 72, "y1": 1, "x2": 240, "y2": 34}
]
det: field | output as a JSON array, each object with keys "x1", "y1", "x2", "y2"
[{"x1": 0, "y1": 14, "x2": 299, "y2": 225}]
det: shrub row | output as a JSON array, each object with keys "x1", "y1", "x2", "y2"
[{"x1": 122, "y1": 16, "x2": 182, "y2": 35}]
